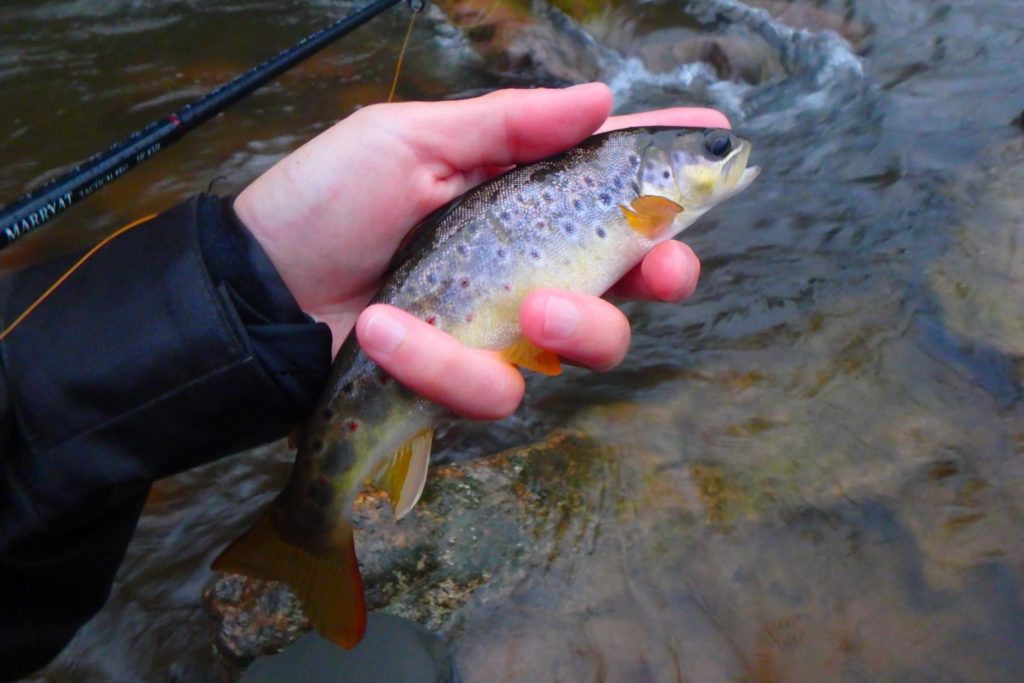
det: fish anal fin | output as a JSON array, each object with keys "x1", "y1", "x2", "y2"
[
  {"x1": 500, "y1": 339, "x2": 562, "y2": 376},
  {"x1": 619, "y1": 195, "x2": 684, "y2": 237},
  {"x1": 374, "y1": 428, "x2": 434, "y2": 520},
  {"x1": 211, "y1": 507, "x2": 367, "y2": 649}
]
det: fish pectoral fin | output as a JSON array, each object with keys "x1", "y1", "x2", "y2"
[
  {"x1": 374, "y1": 428, "x2": 433, "y2": 520},
  {"x1": 619, "y1": 195, "x2": 684, "y2": 238},
  {"x1": 211, "y1": 505, "x2": 367, "y2": 649},
  {"x1": 500, "y1": 339, "x2": 562, "y2": 376}
]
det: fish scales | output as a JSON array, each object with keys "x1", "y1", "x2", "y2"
[{"x1": 212, "y1": 126, "x2": 760, "y2": 650}]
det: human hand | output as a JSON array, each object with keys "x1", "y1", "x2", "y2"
[{"x1": 234, "y1": 83, "x2": 729, "y2": 420}]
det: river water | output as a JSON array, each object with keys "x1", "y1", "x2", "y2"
[{"x1": 2, "y1": 0, "x2": 1023, "y2": 681}]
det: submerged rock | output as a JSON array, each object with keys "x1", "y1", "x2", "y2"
[
  {"x1": 430, "y1": 0, "x2": 606, "y2": 84},
  {"x1": 429, "y1": 0, "x2": 801, "y2": 88},
  {"x1": 207, "y1": 332, "x2": 1024, "y2": 681},
  {"x1": 205, "y1": 431, "x2": 611, "y2": 663},
  {"x1": 628, "y1": 29, "x2": 784, "y2": 83},
  {"x1": 748, "y1": 0, "x2": 870, "y2": 46},
  {"x1": 930, "y1": 136, "x2": 1024, "y2": 357}
]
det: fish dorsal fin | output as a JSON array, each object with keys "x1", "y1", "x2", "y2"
[
  {"x1": 500, "y1": 339, "x2": 562, "y2": 376},
  {"x1": 374, "y1": 429, "x2": 434, "y2": 520},
  {"x1": 619, "y1": 195, "x2": 684, "y2": 238}
]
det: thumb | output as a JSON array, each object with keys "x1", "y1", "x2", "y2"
[{"x1": 392, "y1": 83, "x2": 613, "y2": 172}]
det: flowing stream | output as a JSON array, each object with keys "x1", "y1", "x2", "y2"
[{"x1": 2, "y1": 0, "x2": 1022, "y2": 681}]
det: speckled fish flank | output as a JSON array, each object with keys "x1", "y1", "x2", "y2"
[{"x1": 212, "y1": 126, "x2": 760, "y2": 649}]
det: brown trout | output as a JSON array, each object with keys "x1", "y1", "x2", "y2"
[{"x1": 213, "y1": 126, "x2": 759, "y2": 648}]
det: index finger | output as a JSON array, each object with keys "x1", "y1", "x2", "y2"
[{"x1": 597, "y1": 107, "x2": 731, "y2": 133}]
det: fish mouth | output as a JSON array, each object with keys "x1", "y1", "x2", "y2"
[{"x1": 719, "y1": 139, "x2": 760, "y2": 198}]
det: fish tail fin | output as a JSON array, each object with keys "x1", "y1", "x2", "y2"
[{"x1": 211, "y1": 507, "x2": 367, "y2": 649}]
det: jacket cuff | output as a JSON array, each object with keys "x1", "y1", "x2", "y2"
[{"x1": 0, "y1": 194, "x2": 330, "y2": 547}]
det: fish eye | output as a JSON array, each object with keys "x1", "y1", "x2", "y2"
[{"x1": 705, "y1": 131, "x2": 733, "y2": 158}]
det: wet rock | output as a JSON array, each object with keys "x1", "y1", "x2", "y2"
[
  {"x1": 431, "y1": 0, "x2": 605, "y2": 84},
  {"x1": 238, "y1": 615, "x2": 453, "y2": 683},
  {"x1": 930, "y1": 136, "x2": 1024, "y2": 356},
  {"x1": 205, "y1": 431, "x2": 610, "y2": 663},
  {"x1": 748, "y1": 0, "x2": 870, "y2": 46},
  {"x1": 204, "y1": 575, "x2": 310, "y2": 660},
  {"x1": 629, "y1": 29, "x2": 784, "y2": 83}
]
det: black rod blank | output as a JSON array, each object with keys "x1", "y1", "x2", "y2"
[{"x1": 0, "y1": 0, "x2": 404, "y2": 250}]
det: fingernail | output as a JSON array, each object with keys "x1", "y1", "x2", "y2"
[
  {"x1": 362, "y1": 311, "x2": 406, "y2": 353},
  {"x1": 542, "y1": 295, "x2": 580, "y2": 340}
]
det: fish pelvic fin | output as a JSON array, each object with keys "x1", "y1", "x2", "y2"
[
  {"x1": 372, "y1": 428, "x2": 434, "y2": 520},
  {"x1": 619, "y1": 195, "x2": 683, "y2": 238},
  {"x1": 211, "y1": 506, "x2": 367, "y2": 649},
  {"x1": 500, "y1": 339, "x2": 562, "y2": 376}
]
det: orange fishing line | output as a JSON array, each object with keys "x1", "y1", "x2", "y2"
[
  {"x1": 0, "y1": 214, "x2": 157, "y2": 342},
  {"x1": 388, "y1": 8, "x2": 419, "y2": 103}
]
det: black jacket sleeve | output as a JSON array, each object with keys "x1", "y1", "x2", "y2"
[{"x1": 0, "y1": 194, "x2": 332, "y2": 681}]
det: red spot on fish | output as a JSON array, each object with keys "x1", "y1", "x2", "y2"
[
  {"x1": 318, "y1": 475, "x2": 328, "y2": 486},
  {"x1": 466, "y1": 313, "x2": 475, "y2": 322},
  {"x1": 461, "y1": 277, "x2": 470, "y2": 288},
  {"x1": 502, "y1": 283, "x2": 511, "y2": 291},
  {"x1": 380, "y1": 373, "x2": 392, "y2": 385},
  {"x1": 426, "y1": 316, "x2": 437, "y2": 325},
  {"x1": 346, "y1": 421, "x2": 359, "y2": 432}
]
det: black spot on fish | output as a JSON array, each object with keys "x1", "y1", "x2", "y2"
[
  {"x1": 320, "y1": 447, "x2": 341, "y2": 475},
  {"x1": 457, "y1": 244, "x2": 468, "y2": 256},
  {"x1": 599, "y1": 192, "x2": 612, "y2": 205},
  {"x1": 497, "y1": 247, "x2": 506, "y2": 258},
  {"x1": 613, "y1": 176, "x2": 623, "y2": 189},
  {"x1": 426, "y1": 273, "x2": 437, "y2": 284},
  {"x1": 342, "y1": 382, "x2": 354, "y2": 394},
  {"x1": 500, "y1": 210, "x2": 512, "y2": 221},
  {"x1": 461, "y1": 277, "x2": 471, "y2": 288},
  {"x1": 662, "y1": 170, "x2": 670, "y2": 179},
  {"x1": 596, "y1": 227, "x2": 607, "y2": 239},
  {"x1": 530, "y1": 249, "x2": 541, "y2": 259},
  {"x1": 489, "y1": 189, "x2": 500, "y2": 203},
  {"x1": 541, "y1": 191, "x2": 553, "y2": 202},
  {"x1": 307, "y1": 478, "x2": 333, "y2": 507},
  {"x1": 628, "y1": 154, "x2": 639, "y2": 165},
  {"x1": 584, "y1": 176, "x2": 595, "y2": 187},
  {"x1": 573, "y1": 199, "x2": 584, "y2": 211},
  {"x1": 563, "y1": 223, "x2": 575, "y2": 235}
]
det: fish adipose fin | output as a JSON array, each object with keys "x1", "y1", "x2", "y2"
[
  {"x1": 501, "y1": 339, "x2": 562, "y2": 376},
  {"x1": 619, "y1": 195, "x2": 683, "y2": 237},
  {"x1": 374, "y1": 428, "x2": 434, "y2": 520},
  {"x1": 211, "y1": 508, "x2": 367, "y2": 649}
]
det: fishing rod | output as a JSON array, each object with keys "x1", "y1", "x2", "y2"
[{"x1": 0, "y1": 0, "x2": 425, "y2": 252}]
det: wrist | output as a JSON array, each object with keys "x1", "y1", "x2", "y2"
[
  {"x1": 232, "y1": 182, "x2": 304, "y2": 307},
  {"x1": 201, "y1": 194, "x2": 309, "y2": 325}
]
